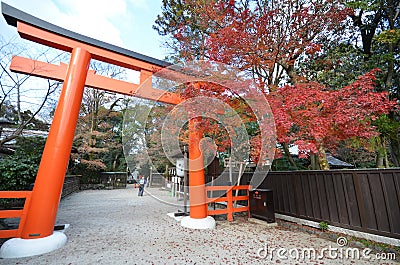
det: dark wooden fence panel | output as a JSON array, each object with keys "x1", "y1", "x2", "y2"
[
  {"x1": 381, "y1": 171, "x2": 400, "y2": 235},
  {"x1": 151, "y1": 173, "x2": 164, "y2": 187},
  {"x1": 320, "y1": 173, "x2": 329, "y2": 219},
  {"x1": 357, "y1": 172, "x2": 376, "y2": 230},
  {"x1": 236, "y1": 169, "x2": 400, "y2": 239},
  {"x1": 62, "y1": 175, "x2": 80, "y2": 198}
]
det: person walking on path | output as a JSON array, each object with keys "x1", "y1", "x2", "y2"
[{"x1": 138, "y1": 176, "x2": 146, "y2": 196}]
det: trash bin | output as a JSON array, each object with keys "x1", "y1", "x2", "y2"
[{"x1": 249, "y1": 189, "x2": 275, "y2": 223}]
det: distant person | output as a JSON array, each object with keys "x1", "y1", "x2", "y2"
[{"x1": 138, "y1": 176, "x2": 146, "y2": 196}]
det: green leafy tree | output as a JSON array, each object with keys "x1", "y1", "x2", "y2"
[{"x1": 0, "y1": 137, "x2": 45, "y2": 190}]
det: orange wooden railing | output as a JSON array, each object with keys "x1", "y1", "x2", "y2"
[
  {"x1": 0, "y1": 191, "x2": 32, "y2": 238},
  {"x1": 206, "y1": 185, "x2": 250, "y2": 221}
]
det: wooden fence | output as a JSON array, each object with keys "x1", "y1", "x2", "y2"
[
  {"x1": 99, "y1": 172, "x2": 127, "y2": 189},
  {"x1": 62, "y1": 175, "x2": 80, "y2": 198},
  {"x1": 238, "y1": 169, "x2": 400, "y2": 239},
  {"x1": 150, "y1": 173, "x2": 164, "y2": 187}
]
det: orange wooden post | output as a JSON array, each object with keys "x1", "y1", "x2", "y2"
[
  {"x1": 247, "y1": 188, "x2": 251, "y2": 218},
  {"x1": 20, "y1": 47, "x2": 91, "y2": 239},
  {"x1": 226, "y1": 188, "x2": 233, "y2": 221},
  {"x1": 188, "y1": 117, "x2": 208, "y2": 219}
]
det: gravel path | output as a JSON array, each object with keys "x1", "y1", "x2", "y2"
[{"x1": 0, "y1": 186, "x2": 397, "y2": 265}]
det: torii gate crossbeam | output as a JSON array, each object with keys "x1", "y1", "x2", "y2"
[{"x1": 0, "y1": 2, "x2": 214, "y2": 258}]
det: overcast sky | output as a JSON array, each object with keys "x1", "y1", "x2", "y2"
[{"x1": 1, "y1": 0, "x2": 168, "y2": 60}]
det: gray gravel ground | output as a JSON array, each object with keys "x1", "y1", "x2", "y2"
[{"x1": 0, "y1": 186, "x2": 398, "y2": 265}]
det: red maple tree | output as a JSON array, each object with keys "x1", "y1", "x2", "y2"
[
  {"x1": 267, "y1": 70, "x2": 398, "y2": 169},
  {"x1": 154, "y1": 1, "x2": 397, "y2": 169}
]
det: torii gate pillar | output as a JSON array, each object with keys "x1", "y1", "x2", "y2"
[
  {"x1": 0, "y1": 47, "x2": 90, "y2": 258},
  {"x1": 181, "y1": 117, "x2": 215, "y2": 229},
  {"x1": 21, "y1": 48, "x2": 90, "y2": 239}
]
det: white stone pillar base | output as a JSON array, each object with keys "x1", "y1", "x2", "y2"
[
  {"x1": 181, "y1": 216, "x2": 216, "y2": 229},
  {"x1": 0, "y1": 231, "x2": 67, "y2": 258}
]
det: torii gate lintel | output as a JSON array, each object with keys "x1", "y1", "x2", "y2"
[{"x1": 10, "y1": 56, "x2": 182, "y2": 105}]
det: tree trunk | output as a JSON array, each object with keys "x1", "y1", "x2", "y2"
[
  {"x1": 385, "y1": 42, "x2": 394, "y2": 91},
  {"x1": 375, "y1": 136, "x2": 389, "y2": 168},
  {"x1": 310, "y1": 154, "x2": 320, "y2": 170},
  {"x1": 376, "y1": 152, "x2": 385, "y2": 168},
  {"x1": 317, "y1": 146, "x2": 330, "y2": 170},
  {"x1": 350, "y1": 10, "x2": 381, "y2": 60},
  {"x1": 113, "y1": 154, "x2": 119, "y2": 171},
  {"x1": 389, "y1": 135, "x2": 400, "y2": 167},
  {"x1": 282, "y1": 143, "x2": 298, "y2": 169},
  {"x1": 384, "y1": 151, "x2": 390, "y2": 168}
]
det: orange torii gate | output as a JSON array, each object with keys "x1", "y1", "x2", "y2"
[{"x1": 0, "y1": 3, "x2": 215, "y2": 258}]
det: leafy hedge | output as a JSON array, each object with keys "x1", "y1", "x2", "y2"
[
  {"x1": 0, "y1": 157, "x2": 38, "y2": 190},
  {"x1": 0, "y1": 137, "x2": 45, "y2": 191}
]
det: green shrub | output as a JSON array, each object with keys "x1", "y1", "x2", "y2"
[
  {"x1": 0, "y1": 137, "x2": 45, "y2": 191},
  {"x1": 319, "y1": 221, "x2": 329, "y2": 231},
  {"x1": 0, "y1": 156, "x2": 38, "y2": 190}
]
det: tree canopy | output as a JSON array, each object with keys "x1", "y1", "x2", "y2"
[{"x1": 154, "y1": 0, "x2": 400, "y2": 169}]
